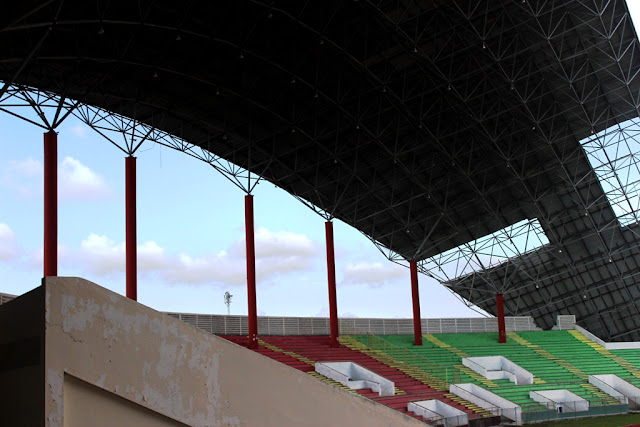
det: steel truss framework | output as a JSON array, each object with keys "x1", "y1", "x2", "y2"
[
  {"x1": 3, "y1": 0, "x2": 640, "y2": 340},
  {"x1": 0, "y1": 84, "x2": 78, "y2": 131},
  {"x1": 421, "y1": 219, "x2": 550, "y2": 288},
  {"x1": 72, "y1": 102, "x2": 270, "y2": 194},
  {"x1": 582, "y1": 118, "x2": 640, "y2": 227},
  {"x1": 450, "y1": 114, "x2": 640, "y2": 341},
  {"x1": 0, "y1": 84, "x2": 267, "y2": 193}
]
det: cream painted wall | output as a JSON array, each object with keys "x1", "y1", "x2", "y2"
[
  {"x1": 64, "y1": 374, "x2": 188, "y2": 427},
  {"x1": 42, "y1": 277, "x2": 423, "y2": 426}
]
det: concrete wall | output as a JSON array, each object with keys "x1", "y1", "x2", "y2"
[
  {"x1": 41, "y1": 277, "x2": 423, "y2": 427},
  {"x1": 0, "y1": 285, "x2": 45, "y2": 427},
  {"x1": 554, "y1": 315, "x2": 576, "y2": 330},
  {"x1": 166, "y1": 311, "x2": 542, "y2": 336},
  {"x1": 449, "y1": 383, "x2": 521, "y2": 424},
  {"x1": 590, "y1": 374, "x2": 640, "y2": 407},
  {"x1": 315, "y1": 362, "x2": 395, "y2": 396},
  {"x1": 0, "y1": 291, "x2": 16, "y2": 305},
  {"x1": 529, "y1": 389, "x2": 589, "y2": 412},
  {"x1": 462, "y1": 356, "x2": 534, "y2": 385},
  {"x1": 64, "y1": 374, "x2": 187, "y2": 427},
  {"x1": 407, "y1": 400, "x2": 468, "y2": 427},
  {"x1": 575, "y1": 325, "x2": 640, "y2": 350}
]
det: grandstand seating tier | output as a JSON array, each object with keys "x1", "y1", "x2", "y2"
[
  {"x1": 219, "y1": 335, "x2": 485, "y2": 423},
  {"x1": 360, "y1": 331, "x2": 637, "y2": 409},
  {"x1": 221, "y1": 330, "x2": 638, "y2": 422}
]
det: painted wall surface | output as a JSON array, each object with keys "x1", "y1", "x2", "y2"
[
  {"x1": 0, "y1": 285, "x2": 45, "y2": 427},
  {"x1": 589, "y1": 374, "x2": 640, "y2": 407},
  {"x1": 43, "y1": 277, "x2": 423, "y2": 427},
  {"x1": 315, "y1": 361, "x2": 395, "y2": 396},
  {"x1": 450, "y1": 383, "x2": 521, "y2": 424},
  {"x1": 407, "y1": 399, "x2": 468, "y2": 427},
  {"x1": 529, "y1": 389, "x2": 589, "y2": 412},
  {"x1": 462, "y1": 356, "x2": 533, "y2": 385},
  {"x1": 575, "y1": 325, "x2": 640, "y2": 350},
  {"x1": 63, "y1": 374, "x2": 188, "y2": 427}
]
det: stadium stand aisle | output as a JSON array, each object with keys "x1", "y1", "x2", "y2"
[
  {"x1": 519, "y1": 331, "x2": 640, "y2": 382},
  {"x1": 570, "y1": 331, "x2": 640, "y2": 380},
  {"x1": 507, "y1": 332, "x2": 589, "y2": 380},
  {"x1": 421, "y1": 333, "x2": 500, "y2": 388}
]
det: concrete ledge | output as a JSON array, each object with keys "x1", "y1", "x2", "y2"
[
  {"x1": 408, "y1": 399, "x2": 468, "y2": 427},
  {"x1": 529, "y1": 389, "x2": 588, "y2": 413},
  {"x1": 463, "y1": 356, "x2": 533, "y2": 385},
  {"x1": 450, "y1": 383, "x2": 521, "y2": 424},
  {"x1": 315, "y1": 361, "x2": 394, "y2": 396},
  {"x1": 575, "y1": 325, "x2": 640, "y2": 350},
  {"x1": 590, "y1": 374, "x2": 640, "y2": 408}
]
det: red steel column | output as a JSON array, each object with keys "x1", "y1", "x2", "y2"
[
  {"x1": 43, "y1": 131, "x2": 57, "y2": 277},
  {"x1": 497, "y1": 293, "x2": 506, "y2": 343},
  {"x1": 410, "y1": 261, "x2": 423, "y2": 346},
  {"x1": 325, "y1": 221, "x2": 339, "y2": 348},
  {"x1": 125, "y1": 156, "x2": 137, "y2": 301},
  {"x1": 245, "y1": 195, "x2": 258, "y2": 349}
]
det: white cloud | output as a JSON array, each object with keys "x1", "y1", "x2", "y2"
[
  {"x1": 162, "y1": 252, "x2": 245, "y2": 285},
  {"x1": 13, "y1": 158, "x2": 41, "y2": 177},
  {"x1": 253, "y1": 228, "x2": 320, "y2": 280},
  {"x1": 1, "y1": 156, "x2": 111, "y2": 201},
  {"x1": 0, "y1": 158, "x2": 42, "y2": 198},
  {"x1": 254, "y1": 227, "x2": 318, "y2": 258},
  {"x1": 343, "y1": 261, "x2": 406, "y2": 288},
  {"x1": 0, "y1": 223, "x2": 21, "y2": 260},
  {"x1": 164, "y1": 228, "x2": 319, "y2": 285},
  {"x1": 28, "y1": 243, "x2": 71, "y2": 269},
  {"x1": 68, "y1": 228, "x2": 320, "y2": 286},
  {"x1": 138, "y1": 241, "x2": 167, "y2": 271},
  {"x1": 79, "y1": 233, "x2": 125, "y2": 275},
  {"x1": 76, "y1": 235, "x2": 168, "y2": 276},
  {"x1": 59, "y1": 157, "x2": 111, "y2": 200},
  {"x1": 68, "y1": 123, "x2": 88, "y2": 138}
]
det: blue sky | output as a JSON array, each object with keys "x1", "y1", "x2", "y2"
[
  {"x1": 0, "y1": 113, "x2": 479, "y2": 318},
  {"x1": 3, "y1": 3, "x2": 640, "y2": 318}
]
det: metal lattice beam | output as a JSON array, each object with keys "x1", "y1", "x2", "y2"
[{"x1": 2, "y1": 0, "x2": 640, "y2": 339}]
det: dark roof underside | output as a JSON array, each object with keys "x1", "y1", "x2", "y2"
[{"x1": 2, "y1": 0, "x2": 640, "y2": 340}]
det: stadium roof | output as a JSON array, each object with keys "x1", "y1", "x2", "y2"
[{"x1": 2, "y1": 0, "x2": 640, "y2": 340}]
